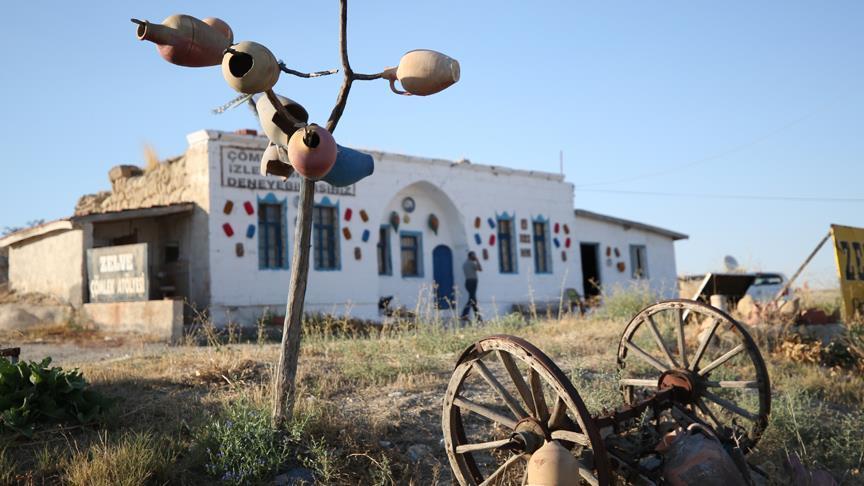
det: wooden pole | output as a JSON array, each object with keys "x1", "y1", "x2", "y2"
[
  {"x1": 772, "y1": 232, "x2": 831, "y2": 304},
  {"x1": 271, "y1": 0, "x2": 353, "y2": 427}
]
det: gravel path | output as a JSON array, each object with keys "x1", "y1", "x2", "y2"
[{"x1": 10, "y1": 339, "x2": 170, "y2": 367}]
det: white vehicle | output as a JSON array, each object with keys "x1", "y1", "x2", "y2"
[{"x1": 746, "y1": 272, "x2": 788, "y2": 301}]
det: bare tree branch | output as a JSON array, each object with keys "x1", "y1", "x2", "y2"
[
  {"x1": 278, "y1": 62, "x2": 339, "y2": 78},
  {"x1": 326, "y1": 0, "x2": 353, "y2": 133}
]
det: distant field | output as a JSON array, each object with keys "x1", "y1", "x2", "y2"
[{"x1": 2, "y1": 307, "x2": 862, "y2": 485}]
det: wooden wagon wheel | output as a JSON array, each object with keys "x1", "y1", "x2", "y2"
[
  {"x1": 443, "y1": 335, "x2": 611, "y2": 486},
  {"x1": 616, "y1": 299, "x2": 770, "y2": 452}
]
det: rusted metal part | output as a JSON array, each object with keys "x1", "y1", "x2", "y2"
[
  {"x1": 662, "y1": 425, "x2": 749, "y2": 486},
  {"x1": 0, "y1": 347, "x2": 20, "y2": 364}
]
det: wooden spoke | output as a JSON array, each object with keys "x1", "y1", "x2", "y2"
[
  {"x1": 577, "y1": 460, "x2": 600, "y2": 486},
  {"x1": 698, "y1": 343, "x2": 746, "y2": 376},
  {"x1": 623, "y1": 340, "x2": 669, "y2": 373},
  {"x1": 497, "y1": 350, "x2": 536, "y2": 416},
  {"x1": 705, "y1": 380, "x2": 758, "y2": 389},
  {"x1": 550, "y1": 429, "x2": 591, "y2": 446},
  {"x1": 453, "y1": 396, "x2": 518, "y2": 430},
  {"x1": 646, "y1": 315, "x2": 678, "y2": 368},
  {"x1": 548, "y1": 396, "x2": 567, "y2": 429},
  {"x1": 455, "y1": 437, "x2": 514, "y2": 454},
  {"x1": 528, "y1": 368, "x2": 550, "y2": 423},
  {"x1": 619, "y1": 378, "x2": 658, "y2": 387},
  {"x1": 690, "y1": 318, "x2": 720, "y2": 371},
  {"x1": 694, "y1": 399, "x2": 722, "y2": 429},
  {"x1": 676, "y1": 308, "x2": 689, "y2": 369},
  {"x1": 478, "y1": 452, "x2": 526, "y2": 486},
  {"x1": 702, "y1": 390, "x2": 758, "y2": 422},
  {"x1": 474, "y1": 359, "x2": 528, "y2": 419}
]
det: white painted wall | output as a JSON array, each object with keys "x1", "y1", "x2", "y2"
[
  {"x1": 573, "y1": 215, "x2": 680, "y2": 299},
  {"x1": 8, "y1": 229, "x2": 85, "y2": 304},
  {"x1": 197, "y1": 131, "x2": 583, "y2": 324}
]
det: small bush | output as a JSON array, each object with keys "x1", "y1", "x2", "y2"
[
  {"x1": 0, "y1": 357, "x2": 109, "y2": 437},
  {"x1": 65, "y1": 431, "x2": 168, "y2": 486},
  {"x1": 594, "y1": 283, "x2": 658, "y2": 321},
  {"x1": 201, "y1": 402, "x2": 291, "y2": 485}
]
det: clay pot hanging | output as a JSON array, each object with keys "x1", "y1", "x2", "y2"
[
  {"x1": 382, "y1": 49, "x2": 460, "y2": 96},
  {"x1": 525, "y1": 441, "x2": 580, "y2": 485},
  {"x1": 256, "y1": 94, "x2": 308, "y2": 146},
  {"x1": 389, "y1": 211, "x2": 400, "y2": 231},
  {"x1": 222, "y1": 41, "x2": 280, "y2": 94},
  {"x1": 287, "y1": 124, "x2": 337, "y2": 179},
  {"x1": 428, "y1": 214, "x2": 439, "y2": 235},
  {"x1": 133, "y1": 14, "x2": 233, "y2": 67},
  {"x1": 321, "y1": 146, "x2": 375, "y2": 187},
  {"x1": 260, "y1": 143, "x2": 294, "y2": 179}
]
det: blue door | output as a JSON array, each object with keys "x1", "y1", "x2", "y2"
[{"x1": 433, "y1": 245, "x2": 455, "y2": 309}]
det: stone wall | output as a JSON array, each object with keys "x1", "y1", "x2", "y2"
[
  {"x1": 82, "y1": 300, "x2": 183, "y2": 342},
  {"x1": 75, "y1": 156, "x2": 193, "y2": 216},
  {"x1": 8, "y1": 229, "x2": 85, "y2": 304}
]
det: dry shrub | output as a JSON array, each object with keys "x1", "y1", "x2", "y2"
[
  {"x1": 64, "y1": 431, "x2": 169, "y2": 486},
  {"x1": 190, "y1": 358, "x2": 269, "y2": 387}
]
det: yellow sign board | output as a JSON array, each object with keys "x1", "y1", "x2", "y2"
[{"x1": 831, "y1": 224, "x2": 864, "y2": 320}]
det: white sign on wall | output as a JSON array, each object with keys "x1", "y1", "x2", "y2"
[
  {"x1": 220, "y1": 145, "x2": 356, "y2": 196},
  {"x1": 86, "y1": 243, "x2": 149, "y2": 302}
]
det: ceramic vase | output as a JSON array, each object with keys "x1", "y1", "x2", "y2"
[
  {"x1": 287, "y1": 125, "x2": 337, "y2": 179},
  {"x1": 256, "y1": 94, "x2": 309, "y2": 146},
  {"x1": 135, "y1": 14, "x2": 233, "y2": 67},
  {"x1": 383, "y1": 49, "x2": 460, "y2": 96},
  {"x1": 222, "y1": 41, "x2": 280, "y2": 94}
]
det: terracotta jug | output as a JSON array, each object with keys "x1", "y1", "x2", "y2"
[
  {"x1": 382, "y1": 49, "x2": 460, "y2": 96},
  {"x1": 525, "y1": 441, "x2": 580, "y2": 486},
  {"x1": 256, "y1": 94, "x2": 308, "y2": 146},
  {"x1": 222, "y1": 41, "x2": 280, "y2": 94},
  {"x1": 133, "y1": 15, "x2": 232, "y2": 67},
  {"x1": 260, "y1": 143, "x2": 294, "y2": 179},
  {"x1": 287, "y1": 125, "x2": 337, "y2": 179},
  {"x1": 321, "y1": 146, "x2": 374, "y2": 187}
]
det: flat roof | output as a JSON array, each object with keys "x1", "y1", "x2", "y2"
[
  {"x1": 574, "y1": 209, "x2": 688, "y2": 241},
  {"x1": 73, "y1": 203, "x2": 195, "y2": 223},
  {"x1": 0, "y1": 219, "x2": 76, "y2": 248}
]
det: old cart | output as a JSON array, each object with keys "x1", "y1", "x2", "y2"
[{"x1": 442, "y1": 299, "x2": 770, "y2": 485}]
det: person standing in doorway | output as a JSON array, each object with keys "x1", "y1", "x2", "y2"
[{"x1": 461, "y1": 251, "x2": 482, "y2": 321}]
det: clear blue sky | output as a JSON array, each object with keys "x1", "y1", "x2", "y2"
[{"x1": 1, "y1": 1, "x2": 861, "y2": 287}]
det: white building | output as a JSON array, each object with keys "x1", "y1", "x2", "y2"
[{"x1": 0, "y1": 129, "x2": 687, "y2": 330}]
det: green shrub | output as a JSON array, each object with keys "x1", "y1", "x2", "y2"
[
  {"x1": 201, "y1": 402, "x2": 292, "y2": 485},
  {"x1": 0, "y1": 357, "x2": 108, "y2": 437},
  {"x1": 594, "y1": 282, "x2": 658, "y2": 321}
]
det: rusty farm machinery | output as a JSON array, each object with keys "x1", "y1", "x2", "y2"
[{"x1": 442, "y1": 299, "x2": 771, "y2": 485}]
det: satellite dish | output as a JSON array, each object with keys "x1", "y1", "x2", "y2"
[{"x1": 723, "y1": 255, "x2": 739, "y2": 272}]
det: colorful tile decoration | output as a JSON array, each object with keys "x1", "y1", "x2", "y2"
[
  {"x1": 487, "y1": 217, "x2": 496, "y2": 229},
  {"x1": 354, "y1": 247, "x2": 362, "y2": 260},
  {"x1": 345, "y1": 208, "x2": 353, "y2": 221},
  {"x1": 223, "y1": 200, "x2": 234, "y2": 215},
  {"x1": 235, "y1": 242, "x2": 244, "y2": 257},
  {"x1": 474, "y1": 217, "x2": 481, "y2": 228},
  {"x1": 361, "y1": 229, "x2": 370, "y2": 242},
  {"x1": 474, "y1": 233, "x2": 482, "y2": 245},
  {"x1": 565, "y1": 237, "x2": 571, "y2": 248},
  {"x1": 614, "y1": 247, "x2": 620, "y2": 257},
  {"x1": 489, "y1": 234, "x2": 496, "y2": 246},
  {"x1": 243, "y1": 201, "x2": 254, "y2": 215},
  {"x1": 246, "y1": 224, "x2": 255, "y2": 238},
  {"x1": 561, "y1": 251, "x2": 567, "y2": 262},
  {"x1": 342, "y1": 227, "x2": 352, "y2": 240},
  {"x1": 403, "y1": 214, "x2": 410, "y2": 224},
  {"x1": 482, "y1": 248, "x2": 489, "y2": 260},
  {"x1": 359, "y1": 209, "x2": 369, "y2": 222},
  {"x1": 554, "y1": 222, "x2": 560, "y2": 234},
  {"x1": 553, "y1": 238, "x2": 560, "y2": 248},
  {"x1": 563, "y1": 224, "x2": 570, "y2": 234},
  {"x1": 223, "y1": 223, "x2": 234, "y2": 237}
]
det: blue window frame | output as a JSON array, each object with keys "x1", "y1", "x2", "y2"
[
  {"x1": 533, "y1": 218, "x2": 552, "y2": 274},
  {"x1": 258, "y1": 194, "x2": 288, "y2": 270},
  {"x1": 313, "y1": 201, "x2": 340, "y2": 270},
  {"x1": 497, "y1": 214, "x2": 517, "y2": 274},
  {"x1": 377, "y1": 225, "x2": 392, "y2": 275},
  {"x1": 400, "y1": 231, "x2": 423, "y2": 277}
]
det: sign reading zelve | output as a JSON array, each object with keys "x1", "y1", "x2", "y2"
[
  {"x1": 86, "y1": 243, "x2": 149, "y2": 303},
  {"x1": 220, "y1": 145, "x2": 356, "y2": 196},
  {"x1": 830, "y1": 224, "x2": 864, "y2": 320}
]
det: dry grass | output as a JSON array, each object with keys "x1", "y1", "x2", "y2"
[{"x1": 1, "y1": 311, "x2": 862, "y2": 485}]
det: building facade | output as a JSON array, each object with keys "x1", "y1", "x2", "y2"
[{"x1": 0, "y1": 129, "x2": 687, "y2": 328}]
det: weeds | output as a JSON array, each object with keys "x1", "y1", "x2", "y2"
[{"x1": 64, "y1": 431, "x2": 169, "y2": 486}]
